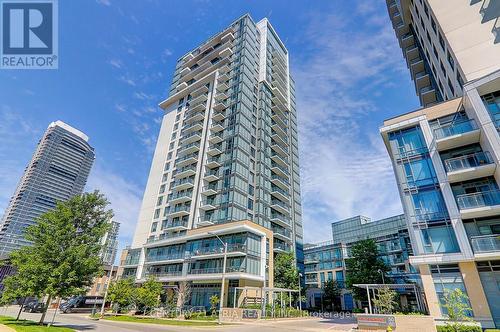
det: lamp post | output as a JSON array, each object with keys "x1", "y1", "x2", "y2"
[
  {"x1": 298, "y1": 272, "x2": 302, "y2": 311},
  {"x1": 100, "y1": 264, "x2": 115, "y2": 317},
  {"x1": 377, "y1": 269, "x2": 385, "y2": 285},
  {"x1": 208, "y1": 232, "x2": 227, "y2": 325}
]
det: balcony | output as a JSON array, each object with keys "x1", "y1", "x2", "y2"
[
  {"x1": 470, "y1": 234, "x2": 500, "y2": 254},
  {"x1": 271, "y1": 162, "x2": 290, "y2": 179},
  {"x1": 200, "y1": 198, "x2": 218, "y2": 211},
  {"x1": 145, "y1": 252, "x2": 185, "y2": 263},
  {"x1": 207, "y1": 144, "x2": 223, "y2": 156},
  {"x1": 190, "y1": 85, "x2": 209, "y2": 98},
  {"x1": 204, "y1": 169, "x2": 221, "y2": 182},
  {"x1": 272, "y1": 226, "x2": 292, "y2": 241},
  {"x1": 273, "y1": 242, "x2": 291, "y2": 253},
  {"x1": 197, "y1": 216, "x2": 215, "y2": 227},
  {"x1": 188, "y1": 267, "x2": 223, "y2": 275},
  {"x1": 167, "y1": 191, "x2": 192, "y2": 205},
  {"x1": 213, "y1": 101, "x2": 227, "y2": 112},
  {"x1": 210, "y1": 121, "x2": 224, "y2": 133},
  {"x1": 409, "y1": 57, "x2": 424, "y2": 75},
  {"x1": 456, "y1": 189, "x2": 500, "y2": 219},
  {"x1": 212, "y1": 110, "x2": 226, "y2": 122},
  {"x1": 271, "y1": 141, "x2": 288, "y2": 158},
  {"x1": 201, "y1": 184, "x2": 219, "y2": 196},
  {"x1": 177, "y1": 142, "x2": 200, "y2": 156},
  {"x1": 143, "y1": 270, "x2": 183, "y2": 278},
  {"x1": 173, "y1": 165, "x2": 197, "y2": 179},
  {"x1": 433, "y1": 119, "x2": 480, "y2": 150},
  {"x1": 175, "y1": 153, "x2": 198, "y2": 167},
  {"x1": 444, "y1": 152, "x2": 496, "y2": 183},
  {"x1": 206, "y1": 156, "x2": 222, "y2": 169},
  {"x1": 271, "y1": 186, "x2": 290, "y2": 203},
  {"x1": 208, "y1": 132, "x2": 224, "y2": 144},
  {"x1": 182, "y1": 121, "x2": 204, "y2": 134},
  {"x1": 184, "y1": 111, "x2": 204, "y2": 124},
  {"x1": 190, "y1": 243, "x2": 247, "y2": 258},
  {"x1": 270, "y1": 212, "x2": 290, "y2": 228},
  {"x1": 180, "y1": 131, "x2": 202, "y2": 145},
  {"x1": 271, "y1": 174, "x2": 290, "y2": 191},
  {"x1": 271, "y1": 152, "x2": 288, "y2": 168},
  {"x1": 419, "y1": 86, "x2": 437, "y2": 106},
  {"x1": 164, "y1": 219, "x2": 189, "y2": 230},
  {"x1": 415, "y1": 71, "x2": 430, "y2": 91},
  {"x1": 271, "y1": 199, "x2": 290, "y2": 215},
  {"x1": 171, "y1": 177, "x2": 194, "y2": 191}
]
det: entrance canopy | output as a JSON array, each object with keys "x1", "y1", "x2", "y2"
[{"x1": 353, "y1": 283, "x2": 424, "y2": 314}]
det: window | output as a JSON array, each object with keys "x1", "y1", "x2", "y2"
[
  {"x1": 178, "y1": 97, "x2": 184, "y2": 105},
  {"x1": 151, "y1": 221, "x2": 158, "y2": 232},
  {"x1": 327, "y1": 271, "x2": 333, "y2": 281},
  {"x1": 440, "y1": 60, "x2": 446, "y2": 77},
  {"x1": 438, "y1": 33, "x2": 445, "y2": 51},
  {"x1": 423, "y1": 3, "x2": 429, "y2": 17},
  {"x1": 167, "y1": 152, "x2": 173, "y2": 160},
  {"x1": 154, "y1": 209, "x2": 160, "y2": 219},
  {"x1": 447, "y1": 50, "x2": 455, "y2": 71},
  {"x1": 157, "y1": 196, "x2": 163, "y2": 206},
  {"x1": 164, "y1": 162, "x2": 170, "y2": 171},
  {"x1": 456, "y1": 72, "x2": 464, "y2": 88},
  {"x1": 159, "y1": 184, "x2": 166, "y2": 194},
  {"x1": 426, "y1": 31, "x2": 431, "y2": 44},
  {"x1": 447, "y1": 78, "x2": 455, "y2": 96},
  {"x1": 431, "y1": 17, "x2": 436, "y2": 33},
  {"x1": 433, "y1": 44, "x2": 438, "y2": 58}
]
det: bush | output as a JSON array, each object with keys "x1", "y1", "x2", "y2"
[
  {"x1": 183, "y1": 311, "x2": 192, "y2": 320},
  {"x1": 484, "y1": 330, "x2": 500, "y2": 332},
  {"x1": 394, "y1": 311, "x2": 425, "y2": 316},
  {"x1": 437, "y1": 325, "x2": 481, "y2": 332},
  {"x1": 352, "y1": 308, "x2": 364, "y2": 313}
]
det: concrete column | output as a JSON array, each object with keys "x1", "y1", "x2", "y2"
[
  {"x1": 419, "y1": 264, "x2": 442, "y2": 318},
  {"x1": 459, "y1": 261, "x2": 493, "y2": 321}
]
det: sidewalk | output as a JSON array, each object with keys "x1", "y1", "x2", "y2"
[{"x1": 0, "y1": 325, "x2": 15, "y2": 332}]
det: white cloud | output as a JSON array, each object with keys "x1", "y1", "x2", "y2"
[
  {"x1": 86, "y1": 162, "x2": 143, "y2": 255},
  {"x1": 108, "y1": 59, "x2": 123, "y2": 69},
  {"x1": 96, "y1": 0, "x2": 111, "y2": 6},
  {"x1": 119, "y1": 75, "x2": 136, "y2": 86},
  {"x1": 295, "y1": 8, "x2": 406, "y2": 243}
]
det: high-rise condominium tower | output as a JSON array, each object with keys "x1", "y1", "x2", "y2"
[
  {"x1": 0, "y1": 121, "x2": 95, "y2": 257},
  {"x1": 387, "y1": 0, "x2": 500, "y2": 107},
  {"x1": 382, "y1": 0, "x2": 500, "y2": 328},
  {"x1": 124, "y1": 14, "x2": 302, "y2": 308},
  {"x1": 100, "y1": 220, "x2": 120, "y2": 266}
]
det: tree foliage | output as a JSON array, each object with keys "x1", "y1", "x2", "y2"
[
  {"x1": 209, "y1": 295, "x2": 219, "y2": 314},
  {"x1": 1, "y1": 191, "x2": 112, "y2": 324},
  {"x1": 107, "y1": 278, "x2": 136, "y2": 312},
  {"x1": 135, "y1": 276, "x2": 162, "y2": 314},
  {"x1": 345, "y1": 239, "x2": 391, "y2": 301},
  {"x1": 322, "y1": 280, "x2": 341, "y2": 310},
  {"x1": 442, "y1": 288, "x2": 474, "y2": 331},
  {"x1": 274, "y1": 252, "x2": 299, "y2": 289},
  {"x1": 372, "y1": 286, "x2": 397, "y2": 314}
]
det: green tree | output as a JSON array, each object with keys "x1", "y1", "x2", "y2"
[
  {"x1": 322, "y1": 280, "x2": 341, "y2": 311},
  {"x1": 209, "y1": 295, "x2": 219, "y2": 315},
  {"x1": 1, "y1": 191, "x2": 112, "y2": 324},
  {"x1": 345, "y1": 239, "x2": 391, "y2": 301},
  {"x1": 107, "y1": 278, "x2": 136, "y2": 313},
  {"x1": 135, "y1": 276, "x2": 163, "y2": 315},
  {"x1": 442, "y1": 288, "x2": 475, "y2": 331},
  {"x1": 372, "y1": 286, "x2": 397, "y2": 314},
  {"x1": 274, "y1": 252, "x2": 299, "y2": 289}
]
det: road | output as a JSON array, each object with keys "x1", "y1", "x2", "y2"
[{"x1": 0, "y1": 306, "x2": 356, "y2": 332}]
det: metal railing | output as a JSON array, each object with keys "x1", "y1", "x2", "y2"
[
  {"x1": 144, "y1": 270, "x2": 182, "y2": 278},
  {"x1": 470, "y1": 234, "x2": 500, "y2": 253},
  {"x1": 189, "y1": 267, "x2": 223, "y2": 275},
  {"x1": 433, "y1": 119, "x2": 478, "y2": 140},
  {"x1": 146, "y1": 252, "x2": 185, "y2": 262},
  {"x1": 456, "y1": 189, "x2": 500, "y2": 210},
  {"x1": 444, "y1": 151, "x2": 493, "y2": 172},
  {"x1": 191, "y1": 244, "x2": 246, "y2": 256}
]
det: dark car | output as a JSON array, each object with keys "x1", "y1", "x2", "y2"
[
  {"x1": 60, "y1": 296, "x2": 107, "y2": 313},
  {"x1": 23, "y1": 300, "x2": 45, "y2": 313}
]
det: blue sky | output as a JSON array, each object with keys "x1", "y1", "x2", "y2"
[{"x1": 0, "y1": 0, "x2": 421, "y2": 256}]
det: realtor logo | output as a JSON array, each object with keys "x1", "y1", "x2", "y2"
[{"x1": 1, "y1": 0, "x2": 58, "y2": 69}]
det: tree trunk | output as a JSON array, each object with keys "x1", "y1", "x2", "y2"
[
  {"x1": 39, "y1": 295, "x2": 52, "y2": 325},
  {"x1": 16, "y1": 297, "x2": 26, "y2": 320}
]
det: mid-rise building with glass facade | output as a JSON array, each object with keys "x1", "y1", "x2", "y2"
[
  {"x1": 123, "y1": 14, "x2": 302, "y2": 308},
  {"x1": 381, "y1": 70, "x2": 500, "y2": 328},
  {"x1": 304, "y1": 215, "x2": 419, "y2": 311}
]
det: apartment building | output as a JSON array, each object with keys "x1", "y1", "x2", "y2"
[
  {"x1": 0, "y1": 121, "x2": 95, "y2": 257},
  {"x1": 386, "y1": 0, "x2": 500, "y2": 107},
  {"x1": 304, "y1": 215, "x2": 419, "y2": 311},
  {"x1": 381, "y1": 70, "x2": 500, "y2": 328},
  {"x1": 100, "y1": 220, "x2": 120, "y2": 266},
  {"x1": 124, "y1": 14, "x2": 302, "y2": 308}
]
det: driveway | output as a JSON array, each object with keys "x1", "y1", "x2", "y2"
[{"x1": 0, "y1": 306, "x2": 356, "y2": 331}]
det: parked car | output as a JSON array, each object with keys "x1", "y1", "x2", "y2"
[
  {"x1": 23, "y1": 300, "x2": 45, "y2": 313},
  {"x1": 60, "y1": 296, "x2": 108, "y2": 313}
]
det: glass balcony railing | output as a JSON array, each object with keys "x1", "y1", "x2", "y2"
[
  {"x1": 270, "y1": 212, "x2": 289, "y2": 225},
  {"x1": 191, "y1": 244, "x2": 246, "y2": 256},
  {"x1": 189, "y1": 267, "x2": 223, "y2": 275},
  {"x1": 172, "y1": 177, "x2": 194, "y2": 188},
  {"x1": 146, "y1": 252, "x2": 185, "y2": 262},
  {"x1": 144, "y1": 270, "x2": 182, "y2": 278},
  {"x1": 274, "y1": 242, "x2": 291, "y2": 251},
  {"x1": 444, "y1": 151, "x2": 493, "y2": 172},
  {"x1": 433, "y1": 119, "x2": 478, "y2": 140},
  {"x1": 272, "y1": 227, "x2": 291, "y2": 238},
  {"x1": 456, "y1": 190, "x2": 500, "y2": 210},
  {"x1": 470, "y1": 234, "x2": 500, "y2": 253}
]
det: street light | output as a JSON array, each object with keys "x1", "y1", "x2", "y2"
[
  {"x1": 377, "y1": 269, "x2": 385, "y2": 285},
  {"x1": 208, "y1": 232, "x2": 227, "y2": 325},
  {"x1": 298, "y1": 272, "x2": 302, "y2": 311}
]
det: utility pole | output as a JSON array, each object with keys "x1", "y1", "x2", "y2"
[{"x1": 209, "y1": 232, "x2": 227, "y2": 325}]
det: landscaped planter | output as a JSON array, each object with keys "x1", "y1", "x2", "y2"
[{"x1": 356, "y1": 313, "x2": 436, "y2": 331}]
